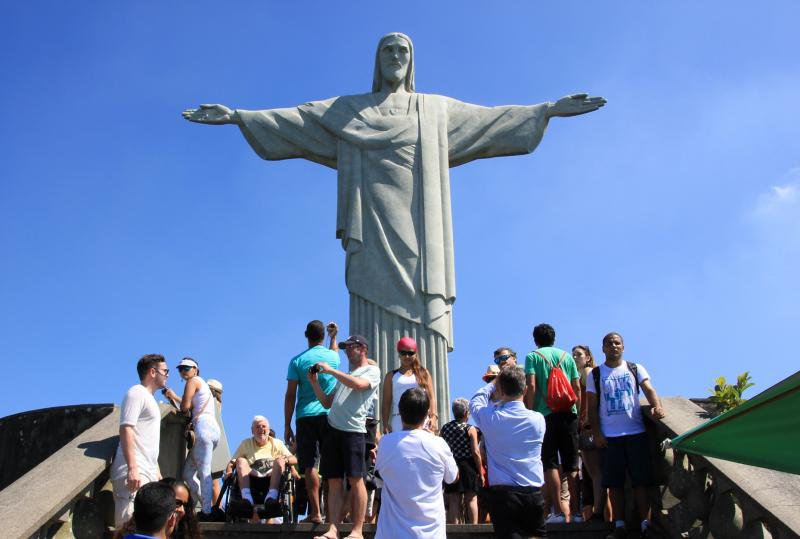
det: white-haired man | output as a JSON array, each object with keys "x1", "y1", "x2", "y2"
[{"x1": 228, "y1": 416, "x2": 296, "y2": 520}]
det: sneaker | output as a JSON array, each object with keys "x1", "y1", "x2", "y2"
[
  {"x1": 228, "y1": 498, "x2": 254, "y2": 520},
  {"x1": 606, "y1": 526, "x2": 627, "y2": 539},
  {"x1": 545, "y1": 513, "x2": 567, "y2": 524},
  {"x1": 571, "y1": 515, "x2": 584, "y2": 523},
  {"x1": 257, "y1": 497, "x2": 282, "y2": 519}
]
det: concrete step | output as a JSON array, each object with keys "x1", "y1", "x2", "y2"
[{"x1": 200, "y1": 521, "x2": 614, "y2": 538}]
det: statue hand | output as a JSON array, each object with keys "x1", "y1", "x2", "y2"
[
  {"x1": 182, "y1": 104, "x2": 237, "y2": 125},
  {"x1": 548, "y1": 94, "x2": 606, "y2": 118}
]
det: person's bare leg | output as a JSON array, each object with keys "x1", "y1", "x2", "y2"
[
  {"x1": 634, "y1": 486, "x2": 651, "y2": 525},
  {"x1": 543, "y1": 468, "x2": 561, "y2": 515},
  {"x1": 315, "y1": 477, "x2": 342, "y2": 539},
  {"x1": 566, "y1": 470, "x2": 580, "y2": 521},
  {"x1": 608, "y1": 487, "x2": 624, "y2": 523},
  {"x1": 446, "y1": 492, "x2": 460, "y2": 524},
  {"x1": 348, "y1": 476, "x2": 367, "y2": 538},
  {"x1": 235, "y1": 458, "x2": 253, "y2": 492},
  {"x1": 303, "y1": 467, "x2": 323, "y2": 523},
  {"x1": 268, "y1": 459, "x2": 286, "y2": 494},
  {"x1": 212, "y1": 478, "x2": 220, "y2": 507},
  {"x1": 582, "y1": 449, "x2": 605, "y2": 518},
  {"x1": 464, "y1": 492, "x2": 478, "y2": 525}
]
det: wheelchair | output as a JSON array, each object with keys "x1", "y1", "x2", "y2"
[{"x1": 216, "y1": 459, "x2": 297, "y2": 523}]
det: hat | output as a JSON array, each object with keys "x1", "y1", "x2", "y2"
[
  {"x1": 207, "y1": 379, "x2": 223, "y2": 393},
  {"x1": 482, "y1": 364, "x2": 500, "y2": 382},
  {"x1": 177, "y1": 358, "x2": 199, "y2": 369},
  {"x1": 396, "y1": 336, "x2": 417, "y2": 352},
  {"x1": 340, "y1": 335, "x2": 369, "y2": 348}
]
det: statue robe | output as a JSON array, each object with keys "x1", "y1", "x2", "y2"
[{"x1": 237, "y1": 93, "x2": 550, "y2": 421}]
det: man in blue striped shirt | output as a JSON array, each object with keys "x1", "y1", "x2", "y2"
[{"x1": 470, "y1": 365, "x2": 547, "y2": 538}]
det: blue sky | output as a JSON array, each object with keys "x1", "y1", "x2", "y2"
[{"x1": 2, "y1": 2, "x2": 799, "y2": 448}]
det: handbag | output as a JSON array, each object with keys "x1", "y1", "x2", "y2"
[{"x1": 184, "y1": 390, "x2": 212, "y2": 450}]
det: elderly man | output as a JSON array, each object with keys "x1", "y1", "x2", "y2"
[{"x1": 229, "y1": 416, "x2": 297, "y2": 519}]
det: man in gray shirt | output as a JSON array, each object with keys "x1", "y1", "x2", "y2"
[{"x1": 309, "y1": 334, "x2": 381, "y2": 539}]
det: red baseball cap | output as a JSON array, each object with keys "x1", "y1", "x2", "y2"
[{"x1": 396, "y1": 336, "x2": 417, "y2": 352}]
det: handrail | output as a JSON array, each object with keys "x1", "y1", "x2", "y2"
[
  {"x1": 654, "y1": 397, "x2": 800, "y2": 537},
  {"x1": 0, "y1": 408, "x2": 120, "y2": 538},
  {"x1": 0, "y1": 403, "x2": 187, "y2": 539}
]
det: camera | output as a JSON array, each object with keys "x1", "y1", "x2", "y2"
[{"x1": 308, "y1": 364, "x2": 322, "y2": 374}]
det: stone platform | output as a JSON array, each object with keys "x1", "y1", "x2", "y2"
[{"x1": 200, "y1": 521, "x2": 613, "y2": 538}]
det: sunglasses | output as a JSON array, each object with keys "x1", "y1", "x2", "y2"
[
  {"x1": 177, "y1": 366, "x2": 194, "y2": 372},
  {"x1": 399, "y1": 350, "x2": 415, "y2": 356},
  {"x1": 175, "y1": 499, "x2": 187, "y2": 508},
  {"x1": 494, "y1": 354, "x2": 513, "y2": 365}
]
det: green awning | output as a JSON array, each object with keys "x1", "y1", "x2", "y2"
[{"x1": 670, "y1": 370, "x2": 800, "y2": 474}]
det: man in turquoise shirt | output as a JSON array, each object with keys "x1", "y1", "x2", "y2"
[
  {"x1": 283, "y1": 320, "x2": 340, "y2": 524},
  {"x1": 525, "y1": 323, "x2": 582, "y2": 524}
]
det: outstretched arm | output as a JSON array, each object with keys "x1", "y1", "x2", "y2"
[
  {"x1": 182, "y1": 104, "x2": 240, "y2": 125},
  {"x1": 546, "y1": 94, "x2": 606, "y2": 118}
]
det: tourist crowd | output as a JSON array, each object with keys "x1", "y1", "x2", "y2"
[{"x1": 112, "y1": 321, "x2": 665, "y2": 539}]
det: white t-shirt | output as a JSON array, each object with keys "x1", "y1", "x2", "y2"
[
  {"x1": 110, "y1": 384, "x2": 161, "y2": 481},
  {"x1": 586, "y1": 362, "x2": 650, "y2": 437},
  {"x1": 375, "y1": 429, "x2": 458, "y2": 539},
  {"x1": 327, "y1": 364, "x2": 381, "y2": 433}
]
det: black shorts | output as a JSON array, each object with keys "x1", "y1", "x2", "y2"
[
  {"x1": 296, "y1": 415, "x2": 329, "y2": 471},
  {"x1": 542, "y1": 412, "x2": 579, "y2": 471},
  {"x1": 444, "y1": 458, "x2": 479, "y2": 494},
  {"x1": 488, "y1": 485, "x2": 546, "y2": 539},
  {"x1": 601, "y1": 432, "x2": 653, "y2": 488},
  {"x1": 320, "y1": 425, "x2": 366, "y2": 480}
]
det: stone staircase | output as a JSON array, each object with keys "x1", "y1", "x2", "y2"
[
  {"x1": 198, "y1": 521, "x2": 613, "y2": 538},
  {"x1": 2, "y1": 398, "x2": 799, "y2": 538}
]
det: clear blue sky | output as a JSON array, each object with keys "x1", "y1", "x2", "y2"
[{"x1": 2, "y1": 2, "x2": 799, "y2": 449}]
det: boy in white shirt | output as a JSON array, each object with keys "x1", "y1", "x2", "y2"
[{"x1": 376, "y1": 387, "x2": 458, "y2": 539}]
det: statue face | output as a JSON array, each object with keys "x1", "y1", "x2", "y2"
[{"x1": 379, "y1": 35, "x2": 411, "y2": 87}]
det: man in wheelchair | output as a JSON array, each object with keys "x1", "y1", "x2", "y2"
[{"x1": 226, "y1": 415, "x2": 297, "y2": 522}]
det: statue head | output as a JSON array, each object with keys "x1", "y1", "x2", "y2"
[{"x1": 372, "y1": 32, "x2": 415, "y2": 93}]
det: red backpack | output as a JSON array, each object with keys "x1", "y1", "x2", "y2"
[{"x1": 535, "y1": 350, "x2": 578, "y2": 413}]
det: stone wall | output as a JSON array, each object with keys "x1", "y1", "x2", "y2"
[{"x1": 0, "y1": 404, "x2": 114, "y2": 491}]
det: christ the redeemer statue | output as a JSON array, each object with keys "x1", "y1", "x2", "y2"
[{"x1": 183, "y1": 32, "x2": 605, "y2": 422}]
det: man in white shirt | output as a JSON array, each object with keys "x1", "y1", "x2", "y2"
[
  {"x1": 309, "y1": 334, "x2": 381, "y2": 539},
  {"x1": 110, "y1": 354, "x2": 169, "y2": 526},
  {"x1": 470, "y1": 364, "x2": 547, "y2": 538},
  {"x1": 586, "y1": 332, "x2": 665, "y2": 539},
  {"x1": 376, "y1": 387, "x2": 457, "y2": 538}
]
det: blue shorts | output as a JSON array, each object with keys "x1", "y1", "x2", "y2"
[{"x1": 601, "y1": 432, "x2": 653, "y2": 488}]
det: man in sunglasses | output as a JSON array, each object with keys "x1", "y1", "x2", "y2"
[
  {"x1": 308, "y1": 335, "x2": 381, "y2": 539},
  {"x1": 111, "y1": 354, "x2": 169, "y2": 526},
  {"x1": 494, "y1": 347, "x2": 518, "y2": 371}
]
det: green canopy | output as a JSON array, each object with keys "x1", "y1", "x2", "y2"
[{"x1": 670, "y1": 370, "x2": 800, "y2": 475}]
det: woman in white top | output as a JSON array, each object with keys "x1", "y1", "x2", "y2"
[
  {"x1": 381, "y1": 337, "x2": 438, "y2": 434},
  {"x1": 164, "y1": 357, "x2": 220, "y2": 517}
]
